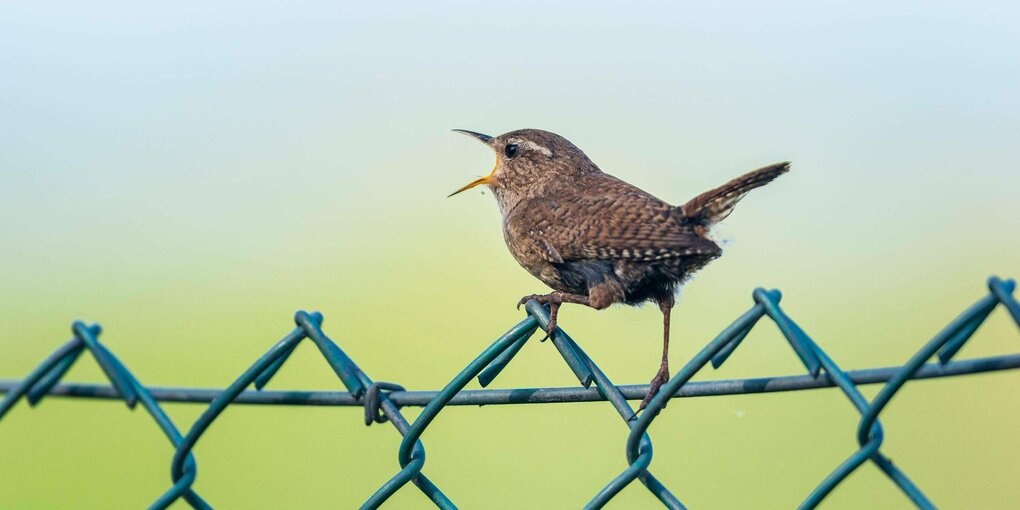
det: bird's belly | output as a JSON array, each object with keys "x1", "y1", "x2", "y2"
[
  {"x1": 512, "y1": 250, "x2": 574, "y2": 292},
  {"x1": 503, "y1": 230, "x2": 578, "y2": 294},
  {"x1": 614, "y1": 255, "x2": 717, "y2": 304},
  {"x1": 533, "y1": 263, "x2": 575, "y2": 293}
]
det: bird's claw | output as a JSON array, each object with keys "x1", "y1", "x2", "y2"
[
  {"x1": 539, "y1": 312, "x2": 558, "y2": 342},
  {"x1": 516, "y1": 293, "x2": 565, "y2": 308},
  {"x1": 638, "y1": 366, "x2": 671, "y2": 412},
  {"x1": 516, "y1": 294, "x2": 562, "y2": 340}
]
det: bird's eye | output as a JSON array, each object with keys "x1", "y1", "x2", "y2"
[{"x1": 504, "y1": 144, "x2": 519, "y2": 158}]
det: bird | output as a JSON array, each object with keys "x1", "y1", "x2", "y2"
[{"x1": 448, "y1": 128, "x2": 789, "y2": 410}]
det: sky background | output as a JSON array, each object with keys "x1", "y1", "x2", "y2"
[{"x1": 1, "y1": 1, "x2": 1019, "y2": 508}]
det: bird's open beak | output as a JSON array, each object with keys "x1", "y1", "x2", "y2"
[
  {"x1": 449, "y1": 129, "x2": 497, "y2": 197},
  {"x1": 448, "y1": 175, "x2": 493, "y2": 197},
  {"x1": 452, "y1": 129, "x2": 493, "y2": 144}
]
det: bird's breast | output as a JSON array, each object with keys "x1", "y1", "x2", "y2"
[{"x1": 501, "y1": 221, "x2": 568, "y2": 291}]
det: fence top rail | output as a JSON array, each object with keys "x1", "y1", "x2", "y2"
[{"x1": 3, "y1": 352, "x2": 1017, "y2": 408}]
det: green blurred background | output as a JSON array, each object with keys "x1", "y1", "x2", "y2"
[{"x1": 2, "y1": 2, "x2": 1019, "y2": 508}]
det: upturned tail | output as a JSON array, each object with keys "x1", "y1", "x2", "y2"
[{"x1": 680, "y1": 161, "x2": 790, "y2": 225}]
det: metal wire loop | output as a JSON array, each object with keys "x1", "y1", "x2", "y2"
[{"x1": 364, "y1": 381, "x2": 406, "y2": 425}]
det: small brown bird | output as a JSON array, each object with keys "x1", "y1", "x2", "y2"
[{"x1": 449, "y1": 128, "x2": 788, "y2": 409}]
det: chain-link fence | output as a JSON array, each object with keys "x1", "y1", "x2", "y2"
[{"x1": 2, "y1": 276, "x2": 1018, "y2": 509}]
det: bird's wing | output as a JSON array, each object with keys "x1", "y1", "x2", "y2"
[{"x1": 507, "y1": 190, "x2": 720, "y2": 263}]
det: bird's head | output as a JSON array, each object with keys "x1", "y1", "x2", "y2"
[{"x1": 448, "y1": 128, "x2": 597, "y2": 208}]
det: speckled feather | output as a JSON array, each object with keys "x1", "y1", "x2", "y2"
[
  {"x1": 462, "y1": 128, "x2": 788, "y2": 308},
  {"x1": 453, "y1": 128, "x2": 788, "y2": 407}
]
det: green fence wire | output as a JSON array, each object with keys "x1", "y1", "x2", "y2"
[{"x1": 1, "y1": 276, "x2": 1018, "y2": 509}]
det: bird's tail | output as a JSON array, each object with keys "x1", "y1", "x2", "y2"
[{"x1": 680, "y1": 162, "x2": 790, "y2": 225}]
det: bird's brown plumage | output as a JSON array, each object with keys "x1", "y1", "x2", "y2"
[{"x1": 450, "y1": 128, "x2": 789, "y2": 409}]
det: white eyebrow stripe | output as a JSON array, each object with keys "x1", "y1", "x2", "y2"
[{"x1": 521, "y1": 141, "x2": 552, "y2": 156}]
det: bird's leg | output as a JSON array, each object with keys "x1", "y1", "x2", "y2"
[
  {"x1": 516, "y1": 291, "x2": 591, "y2": 339},
  {"x1": 639, "y1": 294, "x2": 675, "y2": 411}
]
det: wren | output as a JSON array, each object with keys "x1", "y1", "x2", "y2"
[{"x1": 449, "y1": 128, "x2": 789, "y2": 410}]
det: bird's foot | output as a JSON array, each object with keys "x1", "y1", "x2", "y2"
[
  {"x1": 638, "y1": 364, "x2": 670, "y2": 412},
  {"x1": 516, "y1": 293, "x2": 563, "y2": 309},
  {"x1": 517, "y1": 293, "x2": 563, "y2": 341}
]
